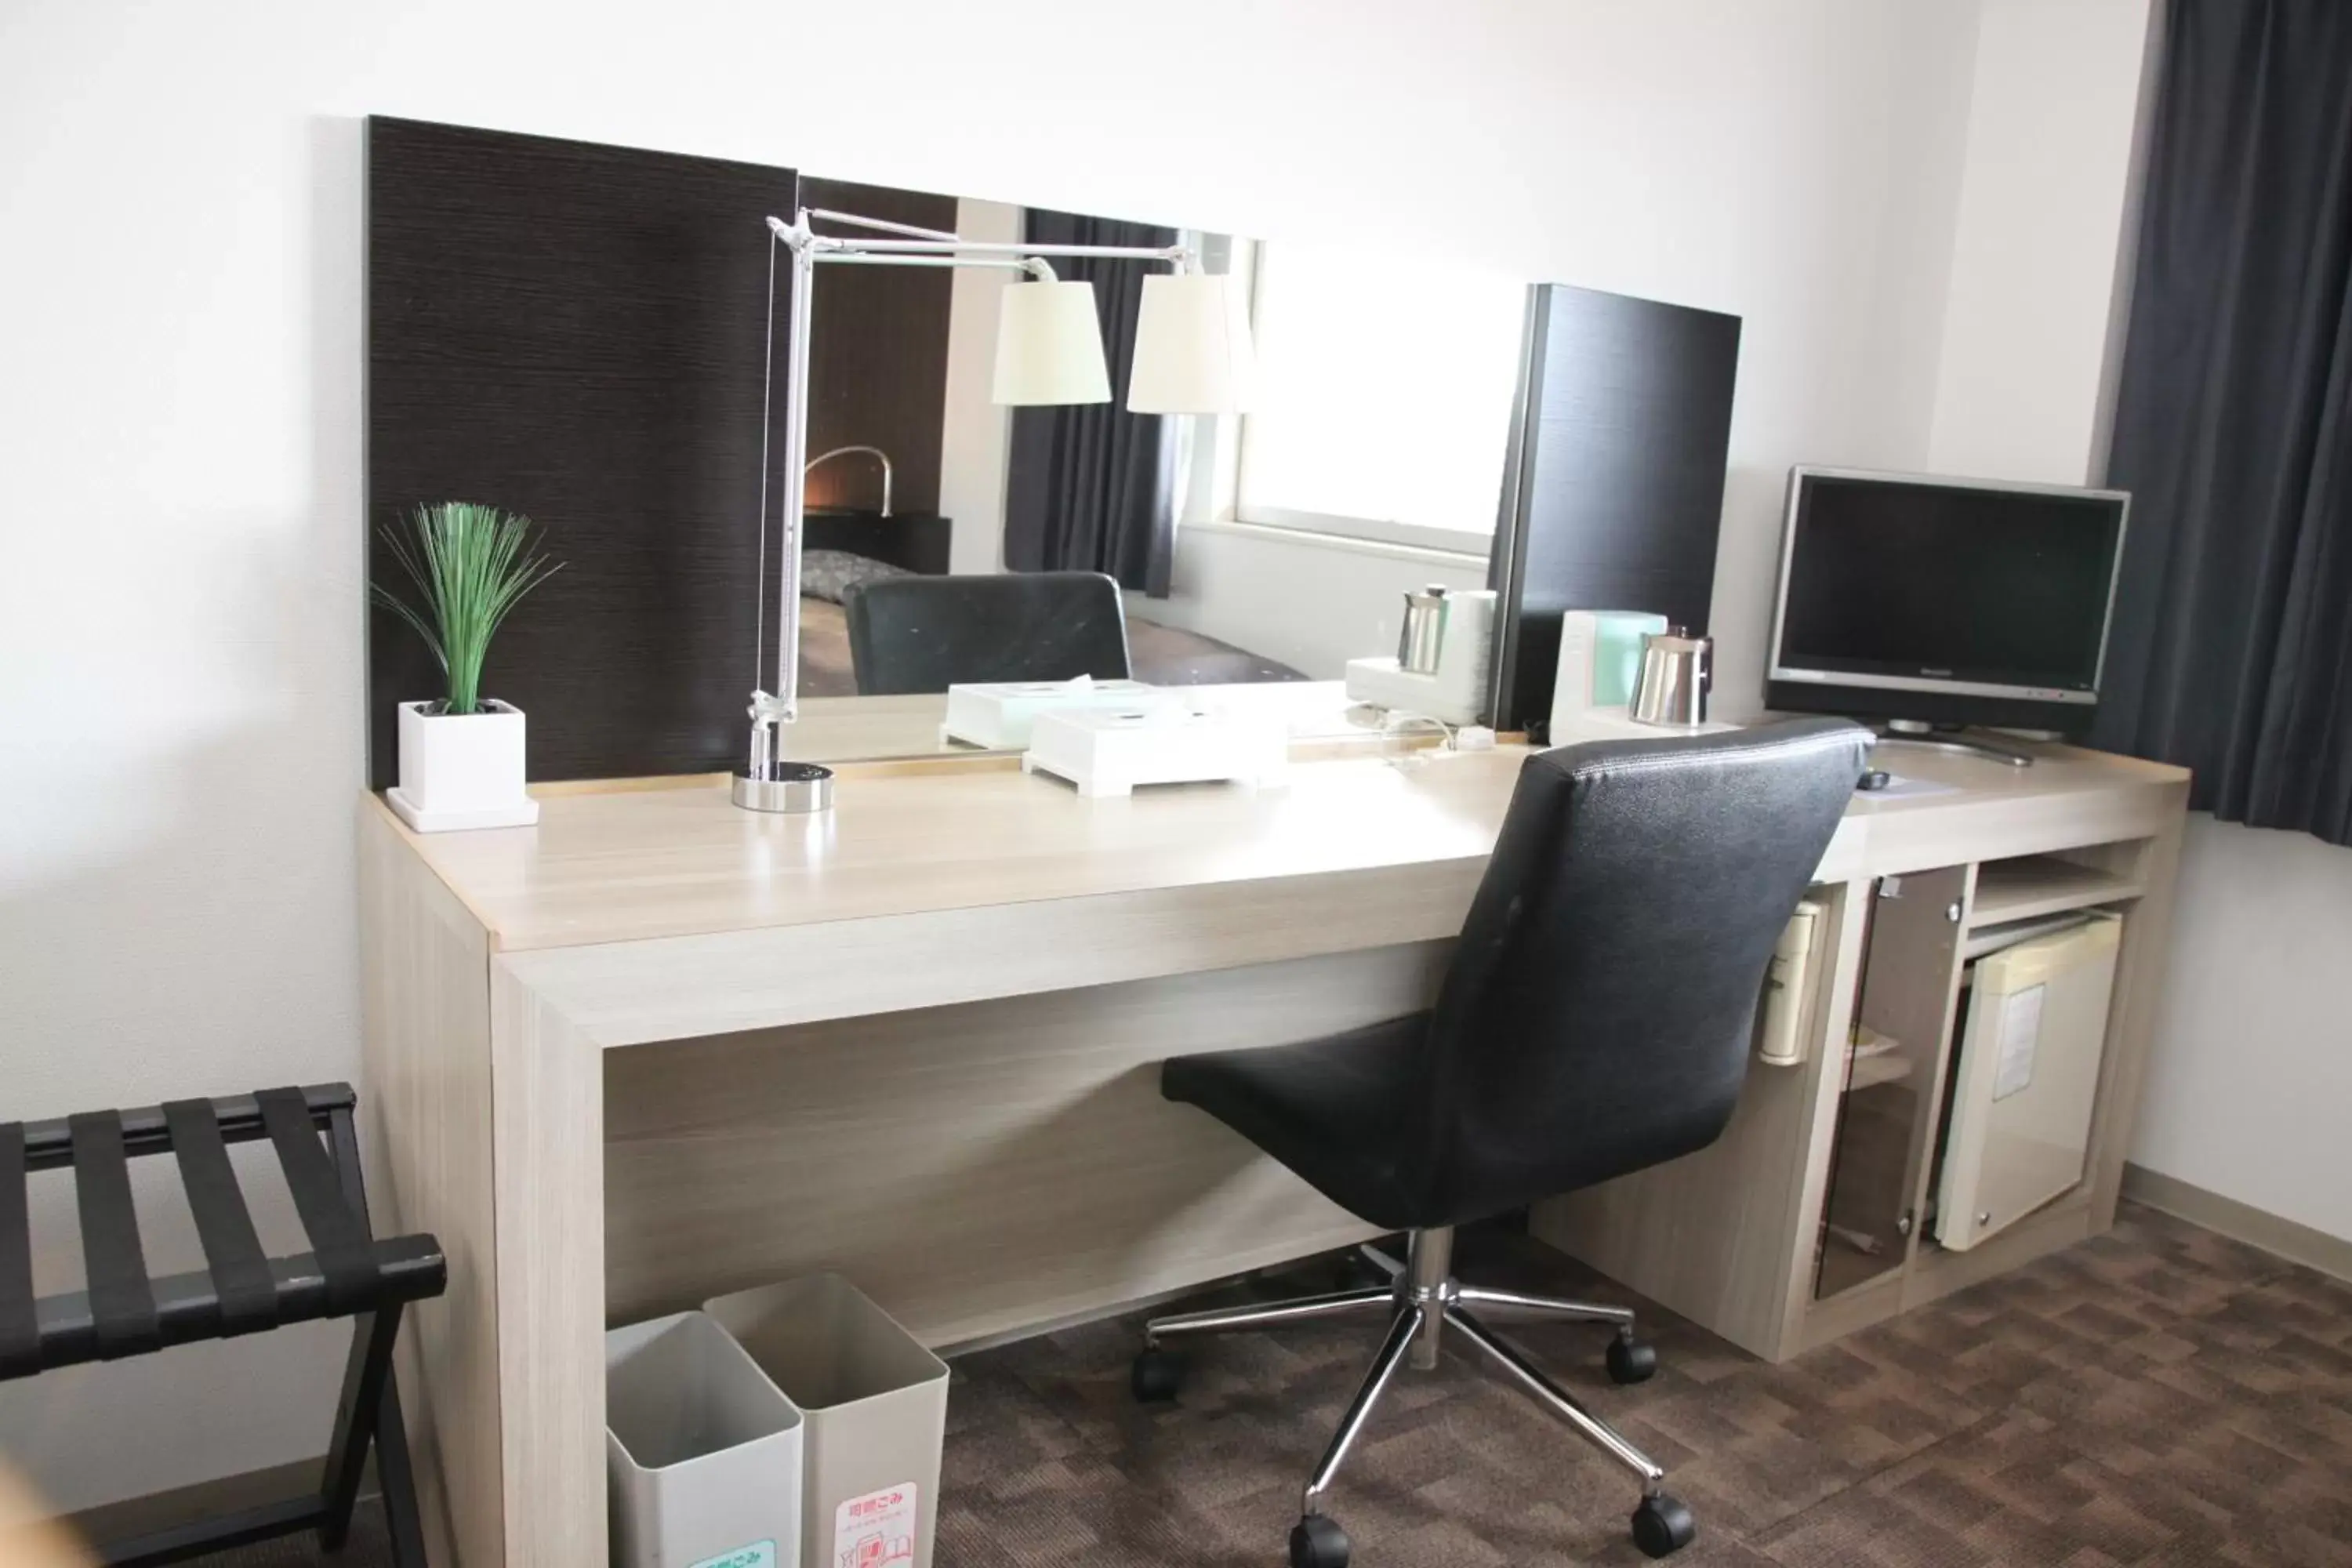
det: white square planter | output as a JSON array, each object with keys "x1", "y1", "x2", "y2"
[{"x1": 387, "y1": 699, "x2": 541, "y2": 833}]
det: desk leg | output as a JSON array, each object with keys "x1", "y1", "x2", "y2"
[
  {"x1": 490, "y1": 963, "x2": 608, "y2": 1566},
  {"x1": 2089, "y1": 813, "x2": 2185, "y2": 1228},
  {"x1": 359, "y1": 808, "x2": 503, "y2": 1568}
]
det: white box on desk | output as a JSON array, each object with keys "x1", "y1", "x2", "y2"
[
  {"x1": 1022, "y1": 706, "x2": 1289, "y2": 797},
  {"x1": 940, "y1": 678, "x2": 1163, "y2": 749}
]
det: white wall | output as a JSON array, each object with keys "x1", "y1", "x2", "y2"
[
  {"x1": 1926, "y1": 0, "x2": 2154, "y2": 483},
  {"x1": 938, "y1": 198, "x2": 1022, "y2": 575},
  {"x1": 1159, "y1": 0, "x2": 2157, "y2": 685},
  {"x1": 0, "y1": 0, "x2": 2071, "y2": 1510},
  {"x1": 2131, "y1": 823, "x2": 2352, "y2": 1241}
]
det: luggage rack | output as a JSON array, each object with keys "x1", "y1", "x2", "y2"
[{"x1": 1, "y1": 1083, "x2": 445, "y2": 1566}]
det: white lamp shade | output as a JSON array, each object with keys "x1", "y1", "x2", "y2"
[
  {"x1": 992, "y1": 280, "x2": 1112, "y2": 405},
  {"x1": 1127, "y1": 273, "x2": 1258, "y2": 415}
]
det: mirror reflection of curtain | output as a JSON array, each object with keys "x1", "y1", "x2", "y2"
[{"x1": 1004, "y1": 209, "x2": 1180, "y2": 597}]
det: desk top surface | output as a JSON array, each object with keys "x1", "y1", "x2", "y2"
[{"x1": 377, "y1": 727, "x2": 2188, "y2": 953}]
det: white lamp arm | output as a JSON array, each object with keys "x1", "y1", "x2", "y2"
[{"x1": 768, "y1": 209, "x2": 1192, "y2": 271}]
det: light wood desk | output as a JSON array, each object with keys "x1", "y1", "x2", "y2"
[{"x1": 358, "y1": 732, "x2": 2187, "y2": 1566}]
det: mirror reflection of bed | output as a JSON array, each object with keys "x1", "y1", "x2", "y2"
[{"x1": 789, "y1": 176, "x2": 1348, "y2": 702}]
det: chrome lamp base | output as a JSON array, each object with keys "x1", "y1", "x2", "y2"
[{"x1": 731, "y1": 760, "x2": 834, "y2": 813}]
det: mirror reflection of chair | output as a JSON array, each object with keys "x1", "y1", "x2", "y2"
[
  {"x1": 1125, "y1": 719, "x2": 1871, "y2": 1566},
  {"x1": 844, "y1": 571, "x2": 1133, "y2": 695}
]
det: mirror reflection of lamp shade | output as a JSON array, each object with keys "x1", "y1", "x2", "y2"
[
  {"x1": 990, "y1": 280, "x2": 1112, "y2": 405},
  {"x1": 1127, "y1": 273, "x2": 1257, "y2": 416}
]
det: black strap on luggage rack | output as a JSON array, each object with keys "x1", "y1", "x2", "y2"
[{"x1": 1, "y1": 1083, "x2": 445, "y2": 1566}]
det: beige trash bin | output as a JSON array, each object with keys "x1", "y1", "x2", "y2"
[
  {"x1": 705, "y1": 1275, "x2": 949, "y2": 1568},
  {"x1": 606, "y1": 1311, "x2": 805, "y2": 1568}
]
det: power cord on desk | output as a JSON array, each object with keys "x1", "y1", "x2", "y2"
[{"x1": 1369, "y1": 709, "x2": 1497, "y2": 768}]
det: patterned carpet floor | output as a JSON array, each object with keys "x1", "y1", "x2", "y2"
[{"x1": 179, "y1": 1202, "x2": 2352, "y2": 1566}]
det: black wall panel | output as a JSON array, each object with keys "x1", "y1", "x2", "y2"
[
  {"x1": 366, "y1": 118, "x2": 797, "y2": 786},
  {"x1": 1487, "y1": 283, "x2": 1742, "y2": 738}
]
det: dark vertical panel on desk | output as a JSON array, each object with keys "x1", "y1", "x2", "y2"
[
  {"x1": 1487, "y1": 283, "x2": 1741, "y2": 738},
  {"x1": 365, "y1": 118, "x2": 797, "y2": 786},
  {"x1": 797, "y1": 178, "x2": 957, "y2": 517}
]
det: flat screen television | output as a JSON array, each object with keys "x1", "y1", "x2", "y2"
[{"x1": 1766, "y1": 467, "x2": 2129, "y2": 736}]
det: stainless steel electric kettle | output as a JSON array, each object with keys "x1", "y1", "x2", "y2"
[{"x1": 1629, "y1": 629, "x2": 1711, "y2": 727}]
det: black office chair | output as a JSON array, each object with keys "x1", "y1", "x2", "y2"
[
  {"x1": 844, "y1": 571, "x2": 1132, "y2": 695},
  {"x1": 1132, "y1": 718, "x2": 1870, "y2": 1565}
]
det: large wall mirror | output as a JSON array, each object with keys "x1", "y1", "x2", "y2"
[
  {"x1": 367, "y1": 119, "x2": 1735, "y2": 785},
  {"x1": 780, "y1": 175, "x2": 1534, "y2": 716}
]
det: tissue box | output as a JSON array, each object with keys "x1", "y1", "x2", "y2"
[
  {"x1": 1022, "y1": 707, "x2": 1289, "y2": 797},
  {"x1": 940, "y1": 678, "x2": 1163, "y2": 749}
]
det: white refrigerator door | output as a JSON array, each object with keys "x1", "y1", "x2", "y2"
[{"x1": 1934, "y1": 913, "x2": 2122, "y2": 1251}]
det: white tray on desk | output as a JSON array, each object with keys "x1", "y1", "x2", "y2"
[
  {"x1": 941, "y1": 678, "x2": 1163, "y2": 750},
  {"x1": 1022, "y1": 706, "x2": 1289, "y2": 798}
]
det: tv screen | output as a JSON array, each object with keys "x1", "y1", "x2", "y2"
[{"x1": 1769, "y1": 469, "x2": 2128, "y2": 729}]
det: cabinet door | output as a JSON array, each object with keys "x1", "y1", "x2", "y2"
[{"x1": 1813, "y1": 867, "x2": 1967, "y2": 1301}]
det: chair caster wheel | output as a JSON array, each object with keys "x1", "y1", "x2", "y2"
[
  {"x1": 1631, "y1": 1492, "x2": 1696, "y2": 1557},
  {"x1": 1130, "y1": 1347, "x2": 1187, "y2": 1402},
  {"x1": 1606, "y1": 1333, "x2": 1659, "y2": 1385},
  {"x1": 1289, "y1": 1512, "x2": 1351, "y2": 1568}
]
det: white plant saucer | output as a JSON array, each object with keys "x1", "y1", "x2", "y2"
[{"x1": 386, "y1": 788, "x2": 540, "y2": 833}]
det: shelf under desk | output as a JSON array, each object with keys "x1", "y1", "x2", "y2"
[
  {"x1": 1970, "y1": 853, "x2": 2145, "y2": 926},
  {"x1": 358, "y1": 735, "x2": 2187, "y2": 1567}
]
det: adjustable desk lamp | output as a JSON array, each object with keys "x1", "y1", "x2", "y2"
[{"x1": 735, "y1": 207, "x2": 1257, "y2": 813}]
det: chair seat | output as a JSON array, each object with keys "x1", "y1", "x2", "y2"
[{"x1": 1161, "y1": 1014, "x2": 1434, "y2": 1230}]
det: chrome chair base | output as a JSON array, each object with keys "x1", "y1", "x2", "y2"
[{"x1": 1132, "y1": 1229, "x2": 1697, "y2": 1564}]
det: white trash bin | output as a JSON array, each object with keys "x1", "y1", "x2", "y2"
[
  {"x1": 705, "y1": 1275, "x2": 949, "y2": 1568},
  {"x1": 607, "y1": 1311, "x2": 805, "y2": 1568}
]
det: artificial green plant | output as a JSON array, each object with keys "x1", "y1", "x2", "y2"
[{"x1": 374, "y1": 501, "x2": 561, "y2": 716}]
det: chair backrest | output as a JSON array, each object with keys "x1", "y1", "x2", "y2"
[
  {"x1": 1406, "y1": 718, "x2": 1869, "y2": 1225},
  {"x1": 844, "y1": 572, "x2": 1132, "y2": 695}
]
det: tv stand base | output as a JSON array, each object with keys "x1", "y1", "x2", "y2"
[{"x1": 1872, "y1": 721, "x2": 2038, "y2": 768}]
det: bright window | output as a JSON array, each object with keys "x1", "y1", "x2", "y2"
[{"x1": 1236, "y1": 241, "x2": 1528, "y2": 550}]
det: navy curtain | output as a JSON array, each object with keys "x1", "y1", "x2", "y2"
[
  {"x1": 1002, "y1": 209, "x2": 1180, "y2": 597},
  {"x1": 2095, "y1": 0, "x2": 2352, "y2": 844}
]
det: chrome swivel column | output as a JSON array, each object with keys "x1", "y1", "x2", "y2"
[{"x1": 1404, "y1": 1227, "x2": 1452, "y2": 1370}]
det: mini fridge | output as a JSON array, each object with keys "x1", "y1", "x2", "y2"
[{"x1": 1934, "y1": 913, "x2": 2122, "y2": 1251}]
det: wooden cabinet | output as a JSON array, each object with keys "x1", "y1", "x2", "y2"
[{"x1": 1534, "y1": 821, "x2": 2182, "y2": 1363}]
